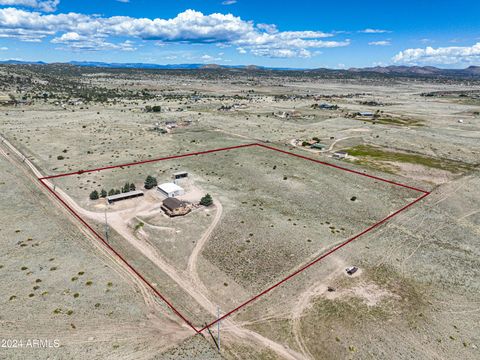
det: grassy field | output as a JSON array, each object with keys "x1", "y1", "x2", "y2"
[
  {"x1": 52, "y1": 144, "x2": 420, "y2": 318},
  {"x1": 346, "y1": 144, "x2": 475, "y2": 174},
  {"x1": 0, "y1": 152, "x2": 208, "y2": 358}
]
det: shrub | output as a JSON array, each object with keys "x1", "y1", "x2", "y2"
[
  {"x1": 100, "y1": 189, "x2": 107, "y2": 198},
  {"x1": 57, "y1": 155, "x2": 64, "y2": 160},
  {"x1": 200, "y1": 194, "x2": 213, "y2": 207}
]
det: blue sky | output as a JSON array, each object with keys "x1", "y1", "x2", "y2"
[{"x1": 0, "y1": 0, "x2": 479, "y2": 68}]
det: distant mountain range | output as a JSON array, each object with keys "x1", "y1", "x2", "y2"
[
  {"x1": 0, "y1": 60, "x2": 294, "y2": 71},
  {"x1": 345, "y1": 65, "x2": 480, "y2": 76},
  {"x1": 1, "y1": 60, "x2": 479, "y2": 77}
]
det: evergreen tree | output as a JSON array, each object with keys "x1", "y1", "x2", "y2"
[
  {"x1": 200, "y1": 194, "x2": 213, "y2": 207},
  {"x1": 100, "y1": 189, "x2": 107, "y2": 198},
  {"x1": 108, "y1": 189, "x2": 115, "y2": 196},
  {"x1": 144, "y1": 175, "x2": 157, "y2": 189},
  {"x1": 122, "y1": 182, "x2": 130, "y2": 193},
  {"x1": 89, "y1": 190, "x2": 99, "y2": 200},
  {"x1": 129, "y1": 183, "x2": 136, "y2": 191}
]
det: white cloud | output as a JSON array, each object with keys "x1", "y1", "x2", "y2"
[
  {"x1": 393, "y1": 42, "x2": 480, "y2": 65},
  {"x1": 0, "y1": 0, "x2": 59, "y2": 12},
  {"x1": 359, "y1": 28, "x2": 390, "y2": 34},
  {"x1": 368, "y1": 40, "x2": 390, "y2": 46},
  {"x1": 0, "y1": 46, "x2": 7, "y2": 49},
  {"x1": 52, "y1": 32, "x2": 136, "y2": 51},
  {"x1": 0, "y1": 8, "x2": 349, "y2": 57},
  {"x1": 222, "y1": 0, "x2": 237, "y2": 5}
]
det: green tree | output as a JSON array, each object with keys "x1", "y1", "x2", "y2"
[
  {"x1": 108, "y1": 189, "x2": 115, "y2": 196},
  {"x1": 100, "y1": 189, "x2": 107, "y2": 198},
  {"x1": 89, "y1": 190, "x2": 99, "y2": 200},
  {"x1": 122, "y1": 182, "x2": 130, "y2": 193},
  {"x1": 129, "y1": 183, "x2": 136, "y2": 191},
  {"x1": 144, "y1": 175, "x2": 157, "y2": 189},
  {"x1": 114, "y1": 189, "x2": 121, "y2": 195},
  {"x1": 200, "y1": 194, "x2": 213, "y2": 207}
]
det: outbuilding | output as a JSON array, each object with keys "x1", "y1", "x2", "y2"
[
  {"x1": 358, "y1": 111, "x2": 374, "y2": 117},
  {"x1": 173, "y1": 171, "x2": 188, "y2": 180},
  {"x1": 106, "y1": 190, "x2": 144, "y2": 204},
  {"x1": 310, "y1": 143, "x2": 327, "y2": 150},
  {"x1": 157, "y1": 183, "x2": 185, "y2": 198},
  {"x1": 333, "y1": 151, "x2": 348, "y2": 159}
]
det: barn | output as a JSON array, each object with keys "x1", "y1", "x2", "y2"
[
  {"x1": 106, "y1": 190, "x2": 144, "y2": 204},
  {"x1": 157, "y1": 183, "x2": 185, "y2": 198}
]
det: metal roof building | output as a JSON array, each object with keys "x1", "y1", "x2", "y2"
[
  {"x1": 106, "y1": 190, "x2": 144, "y2": 204},
  {"x1": 157, "y1": 183, "x2": 185, "y2": 198}
]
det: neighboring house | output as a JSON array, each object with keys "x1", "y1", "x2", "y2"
[{"x1": 333, "y1": 151, "x2": 348, "y2": 159}]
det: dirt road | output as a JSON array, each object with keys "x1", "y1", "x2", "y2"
[{"x1": 0, "y1": 133, "x2": 306, "y2": 359}]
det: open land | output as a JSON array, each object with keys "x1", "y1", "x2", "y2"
[{"x1": 0, "y1": 64, "x2": 479, "y2": 359}]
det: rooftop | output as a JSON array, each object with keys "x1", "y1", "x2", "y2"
[
  {"x1": 162, "y1": 197, "x2": 187, "y2": 211},
  {"x1": 158, "y1": 182, "x2": 184, "y2": 193},
  {"x1": 106, "y1": 190, "x2": 144, "y2": 202}
]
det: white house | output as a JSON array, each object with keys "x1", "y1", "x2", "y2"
[
  {"x1": 157, "y1": 183, "x2": 185, "y2": 198},
  {"x1": 333, "y1": 151, "x2": 348, "y2": 159}
]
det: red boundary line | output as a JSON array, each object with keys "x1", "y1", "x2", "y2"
[
  {"x1": 37, "y1": 178, "x2": 200, "y2": 334},
  {"x1": 38, "y1": 143, "x2": 430, "y2": 334},
  {"x1": 40, "y1": 143, "x2": 257, "y2": 180}
]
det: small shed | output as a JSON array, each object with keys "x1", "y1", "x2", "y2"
[
  {"x1": 157, "y1": 183, "x2": 185, "y2": 198},
  {"x1": 173, "y1": 171, "x2": 188, "y2": 180}
]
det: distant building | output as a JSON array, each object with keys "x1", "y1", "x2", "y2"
[
  {"x1": 358, "y1": 111, "x2": 374, "y2": 117},
  {"x1": 310, "y1": 143, "x2": 327, "y2": 150},
  {"x1": 333, "y1": 151, "x2": 348, "y2": 159},
  {"x1": 319, "y1": 103, "x2": 338, "y2": 110},
  {"x1": 0, "y1": 94, "x2": 14, "y2": 105},
  {"x1": 161, "y1": 198, "x2": 191, "y2": 217},
  {"x1": 157, "y1": 183, "x2": 185, "y2": 198},
  {"x1": 165, "y1": 121, "x2": 177, "y2": 129},
  {"x1": 173, "y1": 171, "x2": 188, "y2": 181},
  {"x1": 106, "y1": 190, "x2": 144, "y2": 204}
]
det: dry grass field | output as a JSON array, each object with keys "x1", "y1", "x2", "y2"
[{"x1": 0, "y1": 65, "x2": 479, "y2": 359}]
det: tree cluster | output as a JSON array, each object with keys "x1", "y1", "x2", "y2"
[
  {"x1": 145, "y1": 105, "x2": 161, "y2": 113},
  {"x1": 89, "y1": 182, "x2": 136, "y2": 200}
]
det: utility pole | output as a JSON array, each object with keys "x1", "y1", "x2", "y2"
[
  {"x1": 104, "y1": 205, "x2": 109, "y2": 243},
  {"x1": 217, "y1": 306, "x2": 221, "y2": 353}
]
